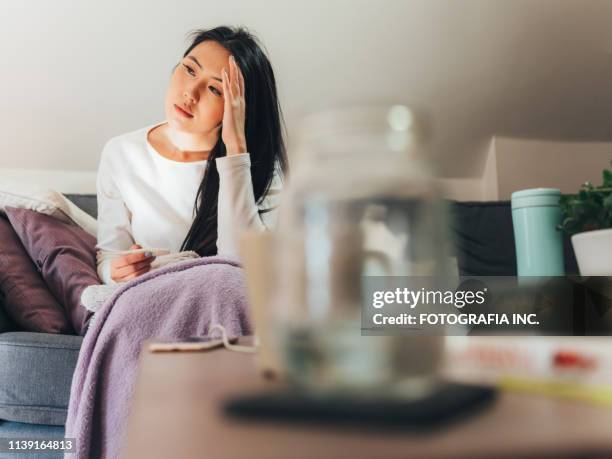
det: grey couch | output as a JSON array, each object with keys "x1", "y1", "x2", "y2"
[{"x1": 0, "y1": 194, "x2": 97, "y2": 452}]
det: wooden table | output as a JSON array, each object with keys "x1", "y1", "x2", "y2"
[{"x1": 123, "y1": 343, "x2": 612, "y2": 459}]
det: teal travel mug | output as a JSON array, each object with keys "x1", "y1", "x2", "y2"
[{"x1": 511, "y1": 188, "x2": 565, "y2": 277}]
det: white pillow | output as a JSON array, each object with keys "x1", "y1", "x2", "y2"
[{"x1": 0, "y1": 188, "x2": 97, "y2": 236}]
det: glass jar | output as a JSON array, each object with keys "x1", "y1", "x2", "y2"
[{"x1": 271, "y1": 105, "x2": 449, "y2": 396}]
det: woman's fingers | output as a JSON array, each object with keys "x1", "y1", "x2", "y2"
[
  {"x1": 224, "y1": 56, "x2": 244, "y2": 107},
  {"x1": 231, "y1": 56, "x2": 241, "y2": 97},
  {"x1": 111, "y1": 252, "x2": 154, "y2": 269},
  {"x1": 112, "y1": 257, "x2": 154, "y2": 279},
  {"x1": 239, "y1": 69, "x2": 244, "y2": 98},
  {"x1": 229, "y1": 56, "x2": 242, "y2": 99},
  {"x1": 223, "y1": 68, "x2": 233, "y2": 100},
  {"x1": 120, "y1": 265, "x2": 151, "y2": 282},
  {"x1": 229, "y1": 55, "x2": 236, "y2": 90},
  {"x1": 234, "y1": 57, "x2": 245, "y2": 97}
]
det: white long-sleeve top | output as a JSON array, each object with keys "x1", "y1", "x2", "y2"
[{"x1": 95, "y1": 122, "x2": 283, "y2": 284}]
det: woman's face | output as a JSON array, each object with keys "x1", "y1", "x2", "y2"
[{"x1": 165, "y1": 40, "x2": 230, "y2": 135}]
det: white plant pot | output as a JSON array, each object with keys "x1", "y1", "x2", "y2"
[{"x1": 571, "y1": 228, "x2": 612, "y2": 276}]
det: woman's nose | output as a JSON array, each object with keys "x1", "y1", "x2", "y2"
[{"x1": 183, "y1": 88, "x2": 198, "y2": 105}]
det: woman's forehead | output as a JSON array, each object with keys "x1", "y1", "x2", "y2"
[{"x1": 187, "y1": 40, "x2": 230, "y2": 71}]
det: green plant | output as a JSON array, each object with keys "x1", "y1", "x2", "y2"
[{"x1": 558, "y1": 162, "x2": 612, "y2": 236}]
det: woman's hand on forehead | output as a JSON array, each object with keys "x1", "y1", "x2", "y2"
[{"x1": 221, "y1": 55, "x2": 247, "y2": 156}]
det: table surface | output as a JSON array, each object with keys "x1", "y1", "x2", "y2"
[{"x1": 123, "y1": 343, "x2": 612, "y2": 459}]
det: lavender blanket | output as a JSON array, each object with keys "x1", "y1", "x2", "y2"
[{"x1": 65, "y1": 256, "x2": 251, "y2": 458}]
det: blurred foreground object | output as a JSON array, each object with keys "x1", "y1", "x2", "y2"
[
  {"x1": 268, "y1": 105, "x2": 451, "y2": 395},
  {"x1": 445, "y1": 336, "x2": 612, "y2": 406}
]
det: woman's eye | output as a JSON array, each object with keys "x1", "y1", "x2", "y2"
[
  {"x1": 209, "y1": 86, "x2": 222, "y2": 96},
  {"x1": 183, "y1": 64, "x2": 196, "y2": 76}
]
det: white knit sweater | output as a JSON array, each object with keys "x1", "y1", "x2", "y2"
[{"x1": 95, "y1": 122, "x2": 282, "y2": 284}]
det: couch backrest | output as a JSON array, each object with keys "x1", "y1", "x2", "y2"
[
  {"x1": 64, "y1": 194, "x2": 97, "y2": 219},
  {"x1": 60, "y1": 195, "x2": 578, "y2": 276},
  {"x1": 449, "y1": 201, "x2": 579, "y2": 276}
]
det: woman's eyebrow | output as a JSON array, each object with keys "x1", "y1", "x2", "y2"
[
  {"x1": 186, "y1": 55, "x2": 222, "y2": 82},
  {"x1": 187, "y1": 55, "x2": 202, "y2": 69}
]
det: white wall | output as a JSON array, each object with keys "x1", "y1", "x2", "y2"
[
  {"x1": 438, "y1": 137, "x2": 612, "y2": 201},
  {"x1": 489, "y1": 137, "x2": 612, "y2": 200},
  {"x1": 2, "y1": 0, "x2": 612, "y2": 183}
]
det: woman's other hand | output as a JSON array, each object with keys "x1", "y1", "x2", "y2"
[
  {"x1": 221, "y1": 55, "x2": 247, "y2": 156},
  {"x1": 110, "y1": 244, "x2": 156, "y2": 283}
]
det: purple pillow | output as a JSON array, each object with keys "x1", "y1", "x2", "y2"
[
  {"x1": 0, "y1": 216, "x2": 74, "y2": 334},
  {"x1": 5, "y1": 207, "x2": 97, "y2": 335}
]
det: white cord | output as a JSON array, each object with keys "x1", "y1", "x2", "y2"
[{"x1": 209, "y1": 324, "x2": 258, "y2": 353}]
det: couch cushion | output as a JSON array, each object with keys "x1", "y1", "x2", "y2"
[
  {"x1": 0, "y1": 332, "x2": 83, "y2": 425},
  {"x1": 5, "y1": 208, "x2": 97, "y2": 336},
  {"x1": 0, "y1": 189, "x2": 97, "y2": 238},
  {"x1": 0, "y1": 193, "x2": 97, "y2": 333},
  {"x1": 0, "y1": 216, "x2": 73, "y2": 334}
]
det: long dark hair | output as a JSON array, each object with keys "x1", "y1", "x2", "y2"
[{"x1": 179, "y1": 26, "x2": 288, "y2": 256}]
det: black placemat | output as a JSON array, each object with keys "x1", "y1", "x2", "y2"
[{"x1": 224, "y1": 382, "x2": 497, "y2": 430}]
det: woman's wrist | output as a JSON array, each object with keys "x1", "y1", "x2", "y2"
[{"x1": 217, "y1": 153, "x2": 251, "y2": 169}]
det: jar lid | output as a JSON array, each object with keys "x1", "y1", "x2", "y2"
[{"x1": 511, "y1": 188, "x2": 561, "y2": 209}]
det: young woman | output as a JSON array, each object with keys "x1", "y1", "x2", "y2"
[{"x1": 95, "y1": 26, "x2": 287, "y2": 284}]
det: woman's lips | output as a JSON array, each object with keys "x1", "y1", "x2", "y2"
[{"x1": 174, "y1": 104, "x2": 193, "y2": 118}]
